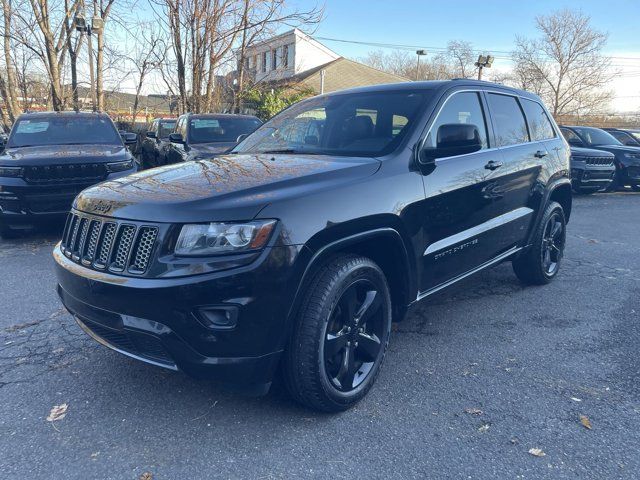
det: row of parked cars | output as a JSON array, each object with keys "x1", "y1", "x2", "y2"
[
  {"x1": 0, "y1": 111, "x2": 262, "y2": 238},
  {"x1": 561, "y1": 126, "x2": 640, "y2": 194},
  {"x1": 2, "y1": 80, "x2": 640, "y2": 411}
]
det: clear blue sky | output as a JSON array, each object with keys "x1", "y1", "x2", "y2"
[{"x1": 308, "y1": 0, "x2": 640, "y2": 57}]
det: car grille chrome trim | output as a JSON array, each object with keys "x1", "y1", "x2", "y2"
[
  {"x1": 60, "y1": 211, "x2": 159, "y2": 276},
  {"x1": 23, "y1": 163, "x2": 107, "y2": 185},
  {"x1": 585, "y1": 156, "x2": 613, "y2": 166}
]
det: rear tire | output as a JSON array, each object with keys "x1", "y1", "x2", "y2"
[
  {"x1": 283, "y1": 254, "x2": 392, "y2": 412},
  {"x1": 512, "y1": 201, "x2": 566, "y2": 285}
]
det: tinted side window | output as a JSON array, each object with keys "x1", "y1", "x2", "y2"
[
  {"x1": 520, "y1": 98, "x2": 555, "y2": 141},
  {"x1": 425, "y1": 92, "x2": 488, "y2": 150},
  {"x1": 561, "y1": 128, "x2": 582, "y2": 144},
  {"x1": 487, "y1": 94, "x2": 529, "y2": 147}
]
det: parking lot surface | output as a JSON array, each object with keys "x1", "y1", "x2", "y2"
[{"x1": 1, "y1": 192, "x2": 639, "y2": 479}]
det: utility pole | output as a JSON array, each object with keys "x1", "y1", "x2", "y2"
[
  {"x1": 415, "y1": 50, "x2": 426, "y2": 81},
  {"x1": 475, "y1": 54, "x2": 494, "y2": 81}
]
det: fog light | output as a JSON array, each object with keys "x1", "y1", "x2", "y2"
[{"x1": 196, "y1": 306, "x2": 238, "y2": 330}]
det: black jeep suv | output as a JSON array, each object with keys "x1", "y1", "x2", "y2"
[
  {"x1": 139, "y1": 117, "x2": 177, "y2": 169},
  {"x1": 54, "y1": 81, "x2": 571, "y2": 412},
  {"x1": 0, "y1": 111, "x2": 138, "y2": 238},
  {"x1": 164, "y1": 113, "x2": 262, "y2": 165},
  {"x1": 560, "y1": 126, "x2": 640, "y2": 191},
  {"x1": 569, "y1": 146, "x2": 615, "y2": 194}
]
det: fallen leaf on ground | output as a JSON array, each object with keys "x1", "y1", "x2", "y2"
[
  {"x1": 477, "y1": 423, "x2": 490, "y2": 432},
  {"x1": 529, "y1": 448, "x2": 546, "y2": 457},
  {"x1": 570, "y1": 397, "x2": 582, "y2": 402},
  {"x1": 46, "y1": 404, "x2": 68, "y2": 422},
  {"x1": 579, "y1": 415, "x2": 592, "y2": 430},
  {"x1": 464, "y1": 408, "x2": 483, "y2": 415},
  {"x1": 139, "y1": 473, "x2": 153, "y2": 480}
]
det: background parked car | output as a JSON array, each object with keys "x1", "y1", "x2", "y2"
[
  {"x1": 560, "y1": 126, "x2": 640, "y2": 191},
  {"x1": 139, "y1": 118, "x2": 177, "y2": 169},
  {"x1": 569, "y1": 146, "x2": 615, "y2": 194},
  {"x1": 164, "y1": 113, "x2": 262, "y2": 165},
  {"x1": 0, "y1": 111, "x2": 138, "y2": 238},
  {"x1": 602, "y1": 128, "x2": 640, "y2": 147}
]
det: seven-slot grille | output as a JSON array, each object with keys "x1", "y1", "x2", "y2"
[
  {"x1": 61, "y1": 212, "x2": 158, "y2": 275},
  {"x1": 584, "y1": 156, "x2": 613, "y2": 166},
  {"x1": 23, "y1": 164, "x2": 107, "y2": 185}
]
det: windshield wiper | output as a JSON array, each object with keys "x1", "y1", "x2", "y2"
[{"x1": 257, "y1": 149, "x2": 300, "y2": 154}]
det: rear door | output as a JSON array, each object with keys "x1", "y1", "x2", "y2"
[{"x1": 482, "y1": 92, "x2": 542, "y2": 248}]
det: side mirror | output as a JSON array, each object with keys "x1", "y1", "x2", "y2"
[
  {"x1": 420, "y1": 124, "x2": 482, "y2": 163},
  {"x1": 146, "y1": 131, "x2": 157, "y2": 139},
  {"x1": 122, "y1": 132, "x2": 137, "y2": 145},
  {"x1": 169, "y1": 133, "x2": 184, "y2": 144},
  {"x1": 236, "y1": 134, "x2": 249, "y2": 144}
]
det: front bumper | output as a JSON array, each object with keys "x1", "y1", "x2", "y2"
[
  {"x1": 0, "y1": 169, "x2": 136, "y2": 227},
  {"x1": 571, "y1": 164, "x2": 615, "y2": 191},
  {"x1": 53, "y1": 242, "x2": 304, "y2": 386}
]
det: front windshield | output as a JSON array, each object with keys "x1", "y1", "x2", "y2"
[
  {"x1": 573, "y1": 127, "x2": 622, "y2": 147},
  {"x1": 158, "y1": 120, "x2": 176, "y2": 138},
  {"x1": 189, "y1": 117, "x2": 262, "y2": 144},
  {"x1": 8, "y1": 116, "x2": 122, "y2": 148},
  {"x1": 233, "y1": 90, "x2": 430, "y2": 157}
]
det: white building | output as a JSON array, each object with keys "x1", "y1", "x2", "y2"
[{"x1": 244, "y1": 29, "x2": 340, "y2": 83}]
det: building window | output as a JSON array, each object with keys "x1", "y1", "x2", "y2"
[
  {"x1": 282, "y1": 45, "x2": 289, "y2": 68},
  {"x1": 262, "y1": 51, "x2": 268, "y2": 72},
  {"x1": 272, "y1": 49, "x2": 278, "y2": 70},
  {"x1": 287, "y1": 43, "x2": 294, "y2": 69}
]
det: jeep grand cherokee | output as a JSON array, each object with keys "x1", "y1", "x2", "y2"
[
  {"x1": 0, "y1": 111, "x2": 137, "y2": 237},
  {"x1": 54, "y1": 80, "x2": 571, "y2": 412}
]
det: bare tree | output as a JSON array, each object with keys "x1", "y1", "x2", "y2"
[
  {"x1": 127, "y1": 25, "x2": 166, "y2": 123},
  {"x1": 1, "y1": 0, "x2": 23, "y2": 120},
  {"x1": 446, "y1": 40, "x2": 476, "y2": 78},
  {"x1": 511, "y1": 9, "x2": 614, "y2": 116}
]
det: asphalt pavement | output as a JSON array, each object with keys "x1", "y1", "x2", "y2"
[{"x1": 1, "y1": 192, "x2": 639, "y2": 479}]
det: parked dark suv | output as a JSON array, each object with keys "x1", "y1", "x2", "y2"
[
  {"x1": 54, "y1": 81, "x2": 571, "y2": 411},
  {"x1": 560, "y1": 126, "x2": 640, "y2": 191},
  {"x1": 569, "y1": 146, "x2": 615, "y2": 193},
  {"x1": 164, "y1": 113, "x2": 262, "y2": 165},
  {"x1": 603, "y1": 128, "x2": 640, "y2": 147},
  {"x1": 139, "y1": 117, "x2": 177, "y2": 169},
  {"x1": 0, "y1": 111, "x2": 137, "y2": 238}
]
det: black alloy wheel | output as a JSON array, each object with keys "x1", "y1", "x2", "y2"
[
  {"x1": 512, "y1": 201, "x2": 566, "y2": 285},
  {"x1": 540, "y1": 211, "x2": 565, "y2": 277},
  {"x1": 283, "y1": 254, "x2": 392, "y2": 412},
  {"x1": 323, "y1": 278, "x2": 385, "y2": 392}
]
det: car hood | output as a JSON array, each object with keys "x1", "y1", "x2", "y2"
[
  {"x1": 74, "y1": 153, "x2": 380, "y2": 222},
  {"x1": 0, "y1": 144, "x2": 129, "y2": 165},
  {"x1": 570, "y1": 146, "x2": 615, "y2": 158},
  {"x1": 587, "y1": 144, "x2": 640, "y2": 156},
  {"x1": 189, "y1": 142, "x2": 237, "y2": 156}
]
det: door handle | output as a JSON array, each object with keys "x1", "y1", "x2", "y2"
[
  {"x1": 484, "y1": 160, "x2": 503, "y2": 170},
  {"x1": 534, "y1": 150, "x2": 548, "y2": 158}
]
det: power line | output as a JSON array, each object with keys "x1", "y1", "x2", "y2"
[{"x1": 312, "y1": 35, "x2": 640, "y2": 65}]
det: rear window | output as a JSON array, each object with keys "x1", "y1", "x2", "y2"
[
  {"x1": 188, "y1": 117, "x2": 262, "y2": 144},
  {"x1": 520, "y1": 98, "x2": 555, "y2": 141},
  {"x1": 487, "y1": 94, "x2": 529, "y2": 147},
  {"x1": 8, "y1": 116, "x2": 121, "y2": 148}
]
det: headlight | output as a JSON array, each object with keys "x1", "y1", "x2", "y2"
[
  {"x1": 175, "y1": 220, "x2": 277, "y2": 256},
  {"x1": 0, "y1": 166, "x2": 22, "y2": 177},
  {"x1": 106, "y1": 159, "x2": 135, "y2": 173}
]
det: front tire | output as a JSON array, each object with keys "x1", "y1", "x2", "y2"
[
  {"x1": 283, "y1": 254, "x2": 392, "y2": 412},
  {"x1": 512, "y1": 201, "x2": 566, "y2": 285}
]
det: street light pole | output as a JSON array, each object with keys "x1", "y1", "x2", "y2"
[
  {"x1": 474, "y1": 54, "x2": 494, "y2": 81},
  {"x1": 415, "y1": 50, "x2": 426, "y2": 81},
  {"x1": 86, "y1": 28, "x2": 97, "y2": 112}
]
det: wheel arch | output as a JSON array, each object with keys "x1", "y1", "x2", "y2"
[{"x1": 287, "y1": 227, "x2": 416, "y2": 327}]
